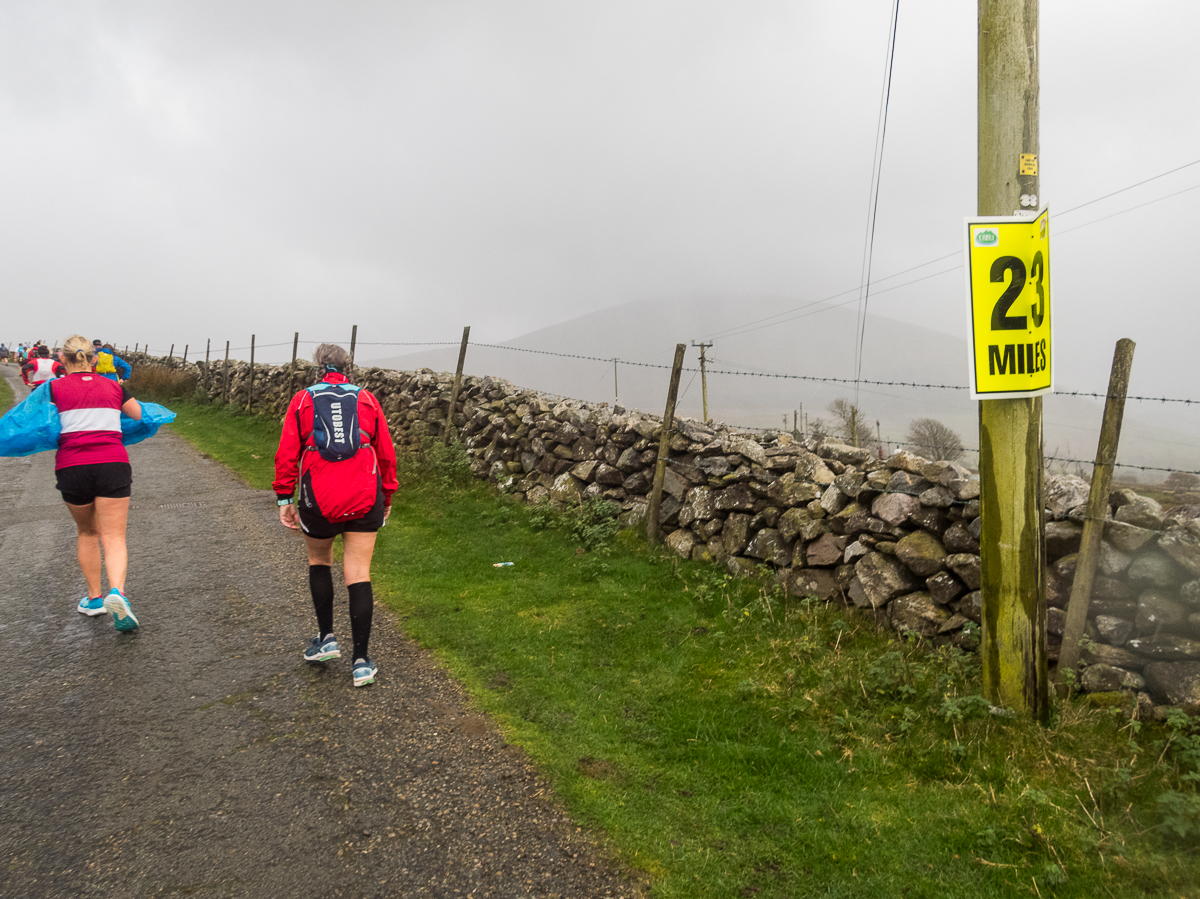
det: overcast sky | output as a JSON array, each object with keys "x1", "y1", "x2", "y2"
[{"x1": 3, "y1": 1, "x2": 1199, "y2": 420}]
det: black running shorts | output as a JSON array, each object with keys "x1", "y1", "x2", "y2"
[
  {"x1": 56, "y1": 462, "x2": 133, "y2": 506},
  {"x1": 298, "y1": 482, "x2": 386, "y2": 540}
]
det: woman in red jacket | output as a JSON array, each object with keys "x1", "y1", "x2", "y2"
[{"x1": 273, "y1": 343, "x2": 398, "y2": 688}]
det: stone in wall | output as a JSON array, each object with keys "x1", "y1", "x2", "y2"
[
  {"x1": 1115, "y1": 492, "x2": 1166, "y2": 529},
  {"x1": 855, "y1": 552, "x2": 920, "y2": 610},
  {"x1": 894, "y1": 531, "x2": 946, "y2": 577},
  {"x1": 1142, "y1": 661, "x2": 1200, "y2": 709},
  {"x1": 890, "y1": 592, "x2": 951, "y2": 637}
]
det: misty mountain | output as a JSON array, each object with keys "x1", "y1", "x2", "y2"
[{"x1": 366, "y1": 295, "x2": 1198, "y2": 480}]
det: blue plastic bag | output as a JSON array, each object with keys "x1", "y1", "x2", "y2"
[
  {"x1": 0, "y1": 381, "x2": 59, "y2": 456},
  {"x1": 0, "y1": 382, "x2": 176, "y2": 457},
  {"x1": 122, "y1": 402, "x2": 176, "y2": 446}
]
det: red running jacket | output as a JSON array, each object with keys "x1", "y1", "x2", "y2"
[{"x1": 273, "y1": 372, "x2": 399, "y2": 520}]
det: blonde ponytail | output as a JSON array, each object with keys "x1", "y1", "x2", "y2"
[{"x1": 60, "y1": 334, "x2": 95, "y2": 367}]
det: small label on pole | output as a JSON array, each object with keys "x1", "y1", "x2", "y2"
[
  {"x1": 964, "y1": 208, "x2": 1052, "y2": 400},
  {"x1": 1019, "y1": 153, "x2": 1038, "y2": 175}
]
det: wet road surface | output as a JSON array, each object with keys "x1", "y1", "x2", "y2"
[{"x1": 0, "y1": 364, "x2": 637, "y2": 899}]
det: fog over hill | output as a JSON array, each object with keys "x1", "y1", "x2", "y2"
[{"x1": 366, "y1": 296, "x2": 1200, "y2": 481}]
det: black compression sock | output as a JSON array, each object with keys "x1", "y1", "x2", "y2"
[
  {"x1": 309, "y1": 565, "x2": 335, "y2": 638},
  {"x1": 347, "y1": 580, "x2": 374, "y2": 661}
]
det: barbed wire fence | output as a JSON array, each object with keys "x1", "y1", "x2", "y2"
[{"x1": 119, "y1": 332, "x2": 1200, "y2": 479}]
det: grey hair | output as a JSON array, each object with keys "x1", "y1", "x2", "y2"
[{"x1": 312, "y1": 343, "x2": 352, "y2": 371}]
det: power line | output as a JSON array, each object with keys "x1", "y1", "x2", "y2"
[
  {"x1": 703, "y1": 157, "x2": 1200, "y2": 344},
  {"x1": 1056, "y1": 157, "x2": 1200, "y2": 216},
  {"x1": 1056, "y1": 182, "x2": 1200, "y2": 235},
  {"x1": 855, "y1": 0, "x2": 901, "y2": 400}
]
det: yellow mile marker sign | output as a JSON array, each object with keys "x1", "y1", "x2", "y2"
[{"x1": 965, "y1": 208, "x2": 1052, "y2": 400}]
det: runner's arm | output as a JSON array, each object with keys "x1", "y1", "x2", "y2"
[{"x1": 272, "y1": 391, "x2": 307, "y2": 498}]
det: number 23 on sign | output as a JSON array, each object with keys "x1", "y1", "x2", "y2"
[{"x1": 964, "y1": 208, "x2": 1052, "y2": 400}]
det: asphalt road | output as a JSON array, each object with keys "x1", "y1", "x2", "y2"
[{"x1": 0, "y1": 364, "x2": 637, "y2": 899}]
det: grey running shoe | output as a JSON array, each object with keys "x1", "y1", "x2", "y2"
[
  {"x1": 304, "y1": 634, "x2": 340, "y2": 662},
  {"x1": 352, "y1": 657, "x2": 377, "y2": 687}
]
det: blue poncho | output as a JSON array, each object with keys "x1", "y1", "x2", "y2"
[{"x1": 0, "y1": 381, "x2": 176, "y2": 458}]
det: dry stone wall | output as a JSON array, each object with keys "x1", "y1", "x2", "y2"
[{"x1": 136, "y1": 353, "x2": 1200, "y2": 712}]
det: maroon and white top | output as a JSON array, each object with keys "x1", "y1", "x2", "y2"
[{"x1": 49, "y1": 373, "x2": 133, "y2": 470}]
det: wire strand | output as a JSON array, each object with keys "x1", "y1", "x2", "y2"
[{"x1": 855, "y1": 0, "x2": 901, "y2": 399}]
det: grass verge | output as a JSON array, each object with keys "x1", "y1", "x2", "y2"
[
  {"x1": 162, "y1": 400, "x2": 1200, "y2": 898},
  {"x1": 0, "y1": 365, "x2": 15, "y2": 414}
]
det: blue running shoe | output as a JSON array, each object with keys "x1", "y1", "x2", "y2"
[
  {"x1": 103, "y1": 589, "x2": 139, "y2": 632},
  {"x1": 352, "y1": 657, "x2": 377, "y2": 688},
  {"x1": 77, "y1": 595, "x2": 106, "y2": 617},
  {"x1": 304, "y1": 634, "x2": 340, "y2": 662}
]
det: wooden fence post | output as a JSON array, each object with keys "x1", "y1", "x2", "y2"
[
  {"x1": 290, "y1": 331, "x2": 299, "y2": 397},
  {"x1": 168, "y1": 344, "x2": 174, "y2": 362},
  {"x1": 349, "y1": 325, "x2": 358, "y2": 381},
  {"x1": 648, "y1": 344, "x2": 687, "y2": 545},
  {"x1": 221, "y1": 340, "x2": 231, "y2": 405},
  {"x1": 247, "y1": 335, "x2": 256, "y2": 412},
  {"x1": 445, "y1": 326, "x2": 471, "y2": 445},
  {"x1": 182, "y1": 344, "x2": 188, "y2": 364},
  {"x1": 1057, "y1": 339, "x2": 1136, "y2": 688}
]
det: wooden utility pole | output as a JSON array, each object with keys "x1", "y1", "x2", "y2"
[
  {"x1": 692, "y1": 341, "x2": 713, "y2": 421},
  {"x1": 647, "y1": 344, "x2": 687, "y2": 545},
  {"x1": 445, "y1": 326, "x2": 471, "y2": 445},
  {"x1": 978, "y1": 0, "x2": 1048, "y2": 720},
  {"x1": 1057, "y1": 339, "x2": 1136, "y2": 685}
]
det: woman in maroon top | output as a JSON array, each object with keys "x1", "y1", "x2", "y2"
[{"x1": 50, "y1": 334, "x2": 143, "y2": 630}]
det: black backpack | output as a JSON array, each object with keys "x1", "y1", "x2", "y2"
[{"x1": 306, "y1": 383, "x2": 363, "y2": 461}]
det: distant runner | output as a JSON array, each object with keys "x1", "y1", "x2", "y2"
[
  {"x1": 22, "y1": 345, "x2": 65, "y2": 389},
  {"x1": 92, "y1": 340, "x2": 132, "y2": 382}
]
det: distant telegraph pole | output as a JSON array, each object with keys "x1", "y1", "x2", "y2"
[
  {"x1": 692, "y1": 341, "x2": 713, "y2": 421},
  {"x1": 977, "y1": 0, "x2": 1048, "y2": 720}
]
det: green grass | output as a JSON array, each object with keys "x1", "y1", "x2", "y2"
[
  {"x1": 0, "y1": 365, "x2": 15, "y2": 414},
  {"x1": 159, "y1": 400, "x2": 1200, "y2": 898}
]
